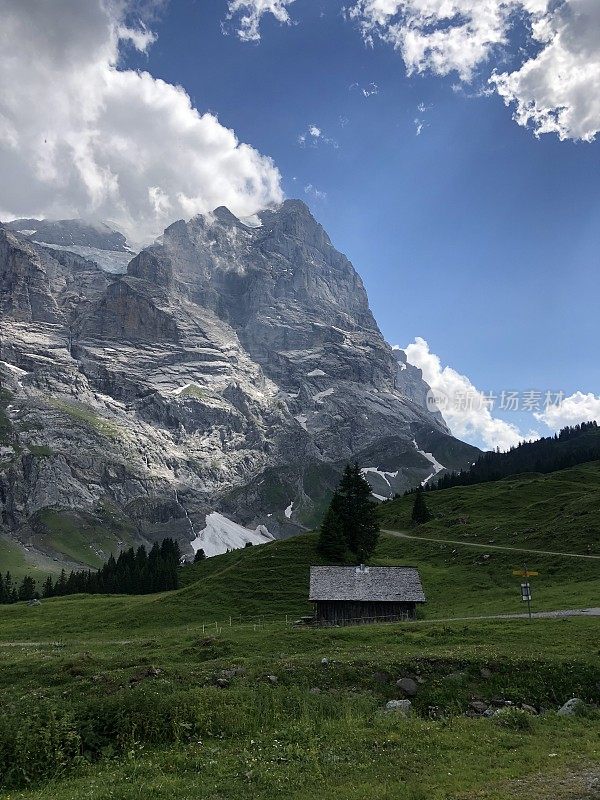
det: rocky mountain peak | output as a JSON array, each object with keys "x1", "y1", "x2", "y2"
[{"x1": 0, "y1": 203, "x2": 479, "y2": 565}]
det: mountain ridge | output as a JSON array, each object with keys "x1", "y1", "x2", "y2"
[{"x1": 0, "y1": 202, "x2": 479, "y2": 565}]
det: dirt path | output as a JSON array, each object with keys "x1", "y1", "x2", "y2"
[{"x1": 383, "y1": 529, "x2": 600, "y2": 560}]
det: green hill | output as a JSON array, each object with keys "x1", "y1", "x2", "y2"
[
  {"x1": 0, "y1": 470, "x2": 599, "y2": 800},
  {"x1": 381, "y1": 460, "x2": 600, "y2": 554},
  {"x1": 431, "y1": 420, "x2": 600, "y2": 491}
]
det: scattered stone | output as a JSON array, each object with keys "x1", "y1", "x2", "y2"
[
  {"x1": 427, "y1": 705, "x2": 443, "y2": 720},
  {"x1": 468, "y1": 700, "x2": 489, "y2": 715},
  {"x1": 446, "y1": 671, "x2": 466, "y2": 682},
  {"x1": 215, "y1": 677, "x2": 229, "y2": 689},
  {"x1": 309, "y1": 687, "x2": 321, "y2": 695},
  {"x1": 416, "y1": 675, "x2": 426, "y2": 685},
  {"x1": 480, "y1": 667, "x2": 492, "y2": 679},
  {"x1": 266, "y1": 675, "x2": 278, "y2": 685},
  {"x1": 321, "y1": 657, "x2": 330, "y2": 666},
  {"x1": 558, "y1": 698, "x2": 585, "y2": 717},
  {"x1": 385, "y1": 699, "x2": 412, "y2": 716},
  {"x1": 396, "y1": 677, "x2": 418, "y2": 697},
  {"x1": 220, "y1": 667, "x2": 245, "y2": 679},
  {"x1": 520, "y1": 704, "x2": 538, "y2": 715}
]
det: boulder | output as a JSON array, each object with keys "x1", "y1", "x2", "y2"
[
  {"x1": 215, "y1": 677, "x2": 229, "y2": 689},
  {"x1": 396, "y1": 677, "x2": 418, "y2": 697},
  {"x1": 557, "y1": 698, "x2": 584, "y2": 717},
  {"x1": 266, "y1": 675, "x2": 278, "y2": 685},
  {"x1": 385, "y1": 699, "x2": 412, "y2": 716},
  {"x1": 479, "y1": 667, "x2": 492, "y2": 679},
  {"x1": 468, "y1": 700, "x2": 489, "y2": 715}
]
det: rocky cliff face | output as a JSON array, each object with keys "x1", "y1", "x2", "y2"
[{"x1": 0, "y1": 203, "x2": 479, "y2": 565}]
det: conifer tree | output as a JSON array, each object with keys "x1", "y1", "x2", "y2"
[
  {"x1": 194, "y1": 548, "x2": 206, "y2": 562},
  {"x1": 18, "y1": 575, "x2": 36, "y2": 601},
  {"x1": 411, "y1": 487, "x2": 432, "y2": 525},
  {"x1": 320, "y1": 463, "x2": 380, "y2": 562},
  {"x1": 317, "y1": 499, "x2": 347, "y2": 561},
  {"x1": 42, "y1": 576, "x2": 54, "y2": 598}
]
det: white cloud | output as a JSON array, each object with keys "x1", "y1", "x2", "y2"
[
  {"x1": 403, "y1": 337, "x2": 538, "y2": 451},
  {"x1": 304, "y1": 184, "x2": 327, "y2": 200},
  {"x1": 534, "y1": 391, "x2": 600, "y2": 430},
  {"x1": 225, "y1": 0, "x2": 296, "y2": 42},
  {"x1": 297, "y1": 124, "x2": 338, "y2": 148},
  {"x1": 348, "y1": 0, "x2": 600, "y2": 141},
  {"x1": 350, "y1": 81, "x2": 380, "y2": 97},
  {"x1": 491, "y1": 0, "x2": 600, "y2": 142},
  {"x1": 0, "y1": 0, "x2": 283, "y2": 243}
]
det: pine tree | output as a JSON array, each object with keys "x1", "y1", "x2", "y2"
[
  {"x1": 411, "y1": 487, "x2": 432, "y2": 525},
  {"x1": 42, "y1": 576, "x2": 54, "y2": 598},
  {"x1": 317, "y1": 499, "x2": 347, "y2": 561},
  {"x1": 54, "y1": 569, "x2": 68, "y2": 596},
  {"x1": 324, "y1": 463, "x2": 380, "y2": 562},
  {"x1": 18, "y1": 575, "x2": 36, "y2": 601},
  {"x1": 194, "y1": 549, "x2": 206, "y2": 562}
]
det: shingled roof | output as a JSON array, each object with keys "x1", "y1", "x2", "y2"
[{"x1": 309, "y1": 565, "x2": 426, "y2": 603}]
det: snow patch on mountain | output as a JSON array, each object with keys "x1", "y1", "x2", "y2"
[
  {"x1": 413, "y1": 439, "x2": 445, "y2": 486},
  {"x1": 190, "y1": 512, "x2": 274, "y2": 558}
]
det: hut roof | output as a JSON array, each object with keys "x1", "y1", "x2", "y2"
[{"x1": 309, "y1": 565, "x2": 426, "y2": 603}]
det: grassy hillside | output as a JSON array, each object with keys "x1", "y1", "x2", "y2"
[
  {"x1": 0, "y1": 528, "x2": 598, "y2": 799},
  {"x1": 380, "y1": 461, "x2": 600, "y2": 554}
]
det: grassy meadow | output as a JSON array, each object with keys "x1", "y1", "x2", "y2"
[{"x1": 0, "y1": 461, "x2": 599, "y2": 797}]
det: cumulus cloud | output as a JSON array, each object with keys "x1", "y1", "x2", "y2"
[
  {"x1": 0, "y1": 0, "x2": 283, "y2": 243},
  {"x1": 225, "y1": 0, "x2": 296, "y2": 42},
  {"x1": 348, "y1": 0, "x2": 600, "y2": 141},
  {"x1": 534, "y1": 391, "x2": 600, "y2": 430},
  {"x1": 403, "y1": 337, "x2": 538, "y2": 451},
  {"x1": 491, "y1": 0, "x2": 600, "y2": 141}
]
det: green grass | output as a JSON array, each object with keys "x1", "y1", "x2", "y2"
[
  {"x1": 0, "y1": 529, "x2": 598, "y2": 798},
  {"x1": 379, "y1": 461, "x2": 600, "y2": 554},
  {"x1": 0, "y1": 460, "x2": 599, "y2": 798},
  {"x1": 46, "y1": 398, "x2": 120, "y2": 438},
  {"x1": 31, "y1": 509, "x2": 135, "y2": 569}
]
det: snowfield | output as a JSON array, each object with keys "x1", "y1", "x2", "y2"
[{"x1": 190, "y1": 512, "x2": 274, "y2": 558}]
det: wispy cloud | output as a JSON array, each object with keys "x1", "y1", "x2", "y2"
[
  {"x1": 297, "y1": 124, "x2": 338, "y2": 148},
  {"x1": 350, "y1": 81, "x2": 379, "y2": 97},
  {"x1": 304, "y1": 184, "x2": 327, "y2": 200}
]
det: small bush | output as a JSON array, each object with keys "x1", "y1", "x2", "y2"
[{"x1": 492, "y1": 707, "x2": 534, "y2": 732}]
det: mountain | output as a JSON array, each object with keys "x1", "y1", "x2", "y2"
[
  {"x1": 0, "y1": 202, "x2": 479, "y2": 565},
  {"x1": 4, "y1": 218, "x2": 133, "y2": 274}
]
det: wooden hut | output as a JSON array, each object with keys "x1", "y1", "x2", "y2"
[{"x1": 309, "y1": 564, "x2": 426, "y2": 625}]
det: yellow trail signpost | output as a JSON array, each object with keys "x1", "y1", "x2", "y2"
[{"x1": 512, "y1": 569, "x2": 539, "y2": 577}]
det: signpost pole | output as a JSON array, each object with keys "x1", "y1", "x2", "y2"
[{"x1": 524, "y1": 564, "x2": 532, "y2": 621}]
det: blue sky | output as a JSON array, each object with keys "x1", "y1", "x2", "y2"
[
  {"x1": 126, "y1": 1, "x2": 600, "y2": 445},
  {"x1": 3, "y1": 0, "x2": 600, "y2": 449}
]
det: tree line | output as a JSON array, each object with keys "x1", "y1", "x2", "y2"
[
  {"x1": 0, "y1": 538, "x2": 181, "y2": 604},
  {"x1": 421, "y1": 421, "x2": 600, "y2": 493}
]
